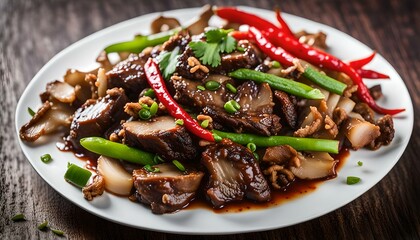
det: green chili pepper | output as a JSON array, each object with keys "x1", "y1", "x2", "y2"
[
  {"x1": 104, "y1": 29, "x2": 178, "y2": 53},
  {"x1": 229, "y1": 69, "x2": 325, "y2": 99},
  {"x1": 303, "y1": 66, "x2": 347, "y2": 95},
  {"x1": 247, "y1": 142, "x2": 257, "y2": 152},
  {"x1": 346, "y1": 176, "x2": 361, "y2": 185},
  {"x1": 212, "y1": 130, "x2": 339, "y2": 153},
  {"x1": 149, "y1": 102, "x2": 159, "y2": 116},
  {"x1": 40, "y1": 153, "x2": 52, "y2": 163},
  {"x1": 271, "y1": 60, "x2": 281, "y2": 68},
  {"x1": 224, "y1": 100, "x2": 240, "y2": 114},
  {"x1": 138, "y1": 108, "x2": 151, "y2": 120},
  {"x1": 143, "y1": 88, "x2": 155, "y2": 98},
  {"x1": 80, "y1": 137, "x2": 155, "y2": 165}
]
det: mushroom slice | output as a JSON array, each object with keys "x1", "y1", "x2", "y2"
[
  {"x1": 46, "y1": 80, "x2": 76, "y2": 103},
  {"x1": 185, "y1": 4, "x2": 213, "y2": 35},
  {"x1": 291, "y1": 152, "x2": 337, "y2": 180},
  {"x1": 19, "y1": 101, "x2": 74, "y2": 142},
  {"x1": 343, "y1": 118, "x2": 380, "y2": 150},
  {"x1": 150, "y1": 16, "x2": 181, "y2": 34}
]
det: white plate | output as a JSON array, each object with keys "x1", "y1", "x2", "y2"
[{"x1": 15, "y1": 6, "x2": 414, "y2": 234}]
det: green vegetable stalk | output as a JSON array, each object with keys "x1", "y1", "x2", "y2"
[
  {"x1": 212, "y1": 130, "x2": 339, "y2": 154},
  {"x1": 303, "y1": 66, "x2": 347, "y2": 95},
  {"x1": 80, "y1": 137, "x2": 155, "y2": 165},
  {"x1": 229, "y1": 69, "x2": 325, "y2": 99},
  {"x1": 104, "y1": 29, "x2": 179, "y2": 53}
]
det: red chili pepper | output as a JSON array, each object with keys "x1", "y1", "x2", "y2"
[
  {"x1": 248, "y1": 27, "x2": 295, "y2": 67},
  {"x1": 216, "y1": 7, "x2": 405, "y2": 115},
  {"x1": 230, "y1": 31, "x2": 252, "y2": 40},
  {"x1": 275, "y1": 8, "x2": 295, "y2": 38},
  {"x1": 144, "y1": 58, "x2": 215, "y2": 142},
  {"x1": 349, "y1": 52, "x2": 376, "y2": 69},
  {"x1": 357, "y1": 69, "x2": 390, "y2": 79}
]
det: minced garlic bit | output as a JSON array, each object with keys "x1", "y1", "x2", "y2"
[
  {"x1": 197, "y1": 114, "x2": 213, "y2": 123},
  {"x1": 188, "y1": 56, "x2": 209, "y2": 73}
]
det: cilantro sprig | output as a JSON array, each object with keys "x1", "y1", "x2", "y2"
[
  {"x1": 189, "y1": 29, "x2": 237, "y2": 67},
  {"x1": 157, "y1": 46, "x2": 180, "y2": 79}
]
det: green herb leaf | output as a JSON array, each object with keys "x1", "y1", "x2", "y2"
[
  {"x1": 157, "y1": 46, "x2": 180, "y2": 79},
  {"x1": 172, "y1": 160, "x2": 186, "y2": 172},
  {"x1": 357, "y1": 161, "x2": 363, "y2": 166},
  {"x1": 144, "y1": 165, "x2": 160, "y2": 173},
  {"x1": 28, "y1": 107, "x2": 36, "y2": 117},
  {"x1": 189, "y1": 28, "x2": 237, "y2": 68}
]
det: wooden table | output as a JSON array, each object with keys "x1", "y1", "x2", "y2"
[{"x1": 1, "y1": 0, "x2": 418, "y2": 239}]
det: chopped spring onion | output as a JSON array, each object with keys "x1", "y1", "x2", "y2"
[
  {"x1": 143, "y1": 88, "x2": 155, "y2": 98},
  {"x1": 346, "y1": 176, "x2": 361, "y2": 185},
  {"x1": 149, "y1": 102, "x2": 159, "y2": 116},
  {"x1": 225, "y1": 83, "x2": 237, "y2": 93},
  {"x1": 175, "y1": 119, "x2": 184, "y2": 125},
  {"x1": 37, "y1": 220, "x2": 48, "y2": 230},
  {"x1": 153, "y1": 155, "x2": 164, "y2": 164},
  {"x1": 51, "y1": 229, "x2": 64, "y2": 236},
  {"x1": 40, "y1": 154, "x2": 52, "y2": 163},
  {"x1": 144, "y1": 165, "x2": 160, "y2": 173},
  {"x1": 197, "y1": 85, "x2": 205, "y2": 91},
  {"x1": 172, "y1": 160, "x2": 186, "y2": 172},
  {"x1": 11, "y1": 214, "x2": 25, "y2": 222},
  {"x1": 224, "y1": 100, "x2": 240, "y2": 114},
  {"x1": 253, "y1": 152, "x2": 259, "y2": 161},
  {"x1": 64, "y1": 163, "x2": 92, "y2": 188},
  {"x1": 247, "y1": 143, "x2": 257, "y2": 152},
  {"x1": 271, "y1": 60, "x2": 281, "y2": 68},
  {"x1": 200, "y1": 119, "x2": 210, "y2": 128},
  {"x1": 205, "y1": 80, "x2": 221, "y2": 91},
  {"x1": 357, "y1": 161, "x2": 363, "y2": 166},
  {"x1": 28, "y1": 107, "x2": 36, "y2": 117},
  {"x1": 138, "y1": 108, "x2": 151, "y2": 120}
]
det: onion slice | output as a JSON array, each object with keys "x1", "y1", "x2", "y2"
[{"x1": 97, "y1": 156, "x2": 133, "y2": 196}]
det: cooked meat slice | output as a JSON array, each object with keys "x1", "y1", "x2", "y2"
[
  {"x1": 369, "y1": 114, "x2": 395, "y2": 150},
  {"x1": 82, "y1": 175, "x2": 105, "y2": 201},
  {"x1": 235, "y1": 81, "x2": 274, "y2": 114},
  {"x1": 161, "y1": 31, "x2": 191, "y2": 52},
  {"x1": 290, "y1": 152, "x2": 337, "y2": 180},
  {"x1": 170, "y1": 75, "x2": 234, "y2": 109},
  {"x1": 353, "y1": 103, "x2": 375, "y2": 123},
  {"x1": 274, "y1": 90, "x2": 298, "y2": 129},
  {"x1": 175, "y1": 48, "x2": 209, "y2": 80},
  {"x1": 68, "y1": 88, "x2": 129, "y2": 153},
  {"x1": 133, "y1": 163, "x2": 204, "y2": 214},
  {"x1": 201, "y1": 139, "x2": 271, "y2": 208},
  {"x1": 106, "y1": 53, "x2": 150, "y2": 99},
  {"x1": 45, "y1": 80, "x2": 76, "y2": 103},
  {"x1": 20, "y1": 101, "x2": 74, "y2": 142},
  {"x1": 343, "y1": 117, "x2": 381, "y2": 150},
  {"x1": 203, "y1": 106, "x2": 282, "y2": 136},
  {"x1": 123, "y1": 116, "x2": 197, "y2": 161},
  {"x1": 262, "y1": 145, "x2": 300, "y2": 167},
  {"x1": 294, "y1": 106, "x2": 323, "y2": 137},
  {"x1": 295, "y1": 30, "x2": 327, "y2": 50},
  {"x1": 212, "y1": 40, "x2": 264, "y2": 73},
  {"x1": 333, "y1": 107, "x2": 348, "y2": 126}
]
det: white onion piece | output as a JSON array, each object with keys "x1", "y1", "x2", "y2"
[
  {"x1": 344, "y1": 118, "x2": 380, "y2": 149},
  {"x1": 97, "y1": 156, "x2": 133, "y2": 196},
  {"x1": 97, "y1": 68, "x2": 107, "y2": 98},
  {"x1": 326, "y1": 93, "x2": 341, "y2": 116},
  {"x1": 291, "y1": 153, "x2": 337, "y2": 180},
  {"x1": 336, "y1": 97, "x2": 355, "y2": 114}
]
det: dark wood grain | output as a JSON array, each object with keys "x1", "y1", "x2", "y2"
[{"x1": 1, "y1": 0, "x2": 419, "y2": 239}]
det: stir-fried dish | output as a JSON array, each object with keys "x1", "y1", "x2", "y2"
[{"x1": 19, "y1": 6, "x2": 403, "y2": 214}]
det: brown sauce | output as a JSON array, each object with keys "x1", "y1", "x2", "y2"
[
  {"x1": 58, "y1": 138, "x2": 350, "y2": 213},
  {"x1": 188, "y1": 148, "x2": 349, "y2": 213}
]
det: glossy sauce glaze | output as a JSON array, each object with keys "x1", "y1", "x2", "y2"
[{"x1": 59, "y1": 137, "x2": 349, "y2": 213}]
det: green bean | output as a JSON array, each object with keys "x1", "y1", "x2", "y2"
[
  {"x1": 104, "y1": 29, "x2": 178, "y2": 53},
  {"x1": 303, "y1": 66, "x2": 347, "y2": 95},
  {"x1": 212, "y1": 130, "x2": 339, "y2": 154},
  {"x1": 80, "y1": 137, "x2": 155, "y2": 165},
  {"x1": 229, "y1": 69, "x2": 325, "y2": 99}
]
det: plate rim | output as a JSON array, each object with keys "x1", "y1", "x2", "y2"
[{"x1": 15, "y1": 6, "x2": 414, "y2": 235}]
